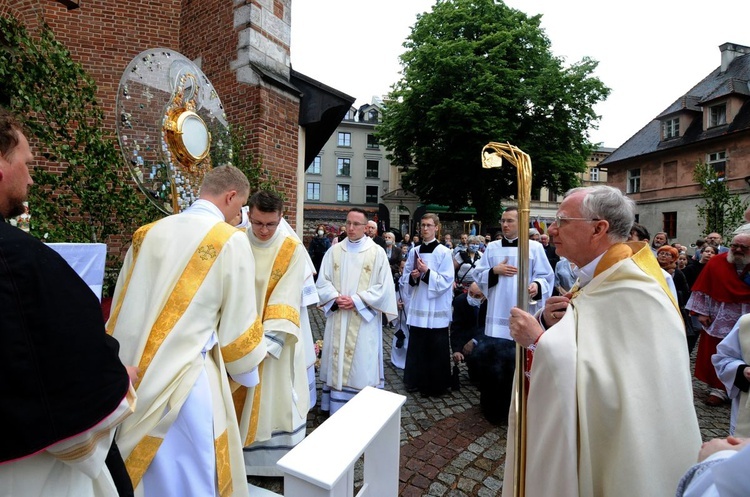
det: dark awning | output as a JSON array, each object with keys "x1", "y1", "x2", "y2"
[{"x1": 290, "y1": 69, "x2": 355, "y2": 169}]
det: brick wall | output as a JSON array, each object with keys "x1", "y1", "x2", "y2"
[{"x1": 3, "y1": 0, "x2": 301, "y2": 252}]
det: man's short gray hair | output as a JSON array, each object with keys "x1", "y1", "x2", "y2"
[{"x1": 566, "y1": 185, "x2": 634, "y2": 242}]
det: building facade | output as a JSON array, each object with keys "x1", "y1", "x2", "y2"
[
  {"x1": 602, "y1": 42, "x2": 750, "y2": 247},
  {"x1": 2, "y1": 0, "x2": 352, "y2": 261},
  {"x1": 303, "y1": 99, "x2": 419, "y2": 241}
]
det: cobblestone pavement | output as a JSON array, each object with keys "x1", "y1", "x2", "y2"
[{"x1": 249, "y1": 308, "x2": 730, "y2": 496}]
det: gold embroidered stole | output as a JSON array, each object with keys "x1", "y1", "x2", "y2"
[
  {"x1": 106, "y1": 221, "x2": 157, "y2": 335},
  {"x1": 331, "y1": 243, "x2": 377, "y2": 390},
  {"x1": 591, "y1": 241, "x2": 678, "y2": 312},
  {"x1": 122, "y1": 221, "x2": 237, "y2": 488},
  {"x1": 237, "y1": 235, "x2": 300, "y2": 446}
]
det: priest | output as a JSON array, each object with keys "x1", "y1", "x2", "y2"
[
  {"x1": 505, "y1": 185, "x2": 701, "y2": 497},
  {"x1": 108, "y1": 165, "x2": 266, "y2": 497},
  {"x1": 316, "y1": 208, "x2": 397, "y2": 414},
  {"x1": 234, "y1": 190, "x2": 310, "y2": 476}
]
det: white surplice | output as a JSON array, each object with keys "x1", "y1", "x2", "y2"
[
  {"x1": 471, "y1": 239, "x2": 554, "y2": 340},
  {"x1": 399, "y1": 242, "x2": 454, "y2": 329},
  {"x1": 714, "y1": 313, "x2": 750, "y2": 436},
  {"x1": 0, "y1": 387, "x2": 135, "y2": 497}
]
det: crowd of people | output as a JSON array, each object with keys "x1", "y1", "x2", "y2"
[{"x1": 5, "y1": 98, "x2": 750, "y2": 496}]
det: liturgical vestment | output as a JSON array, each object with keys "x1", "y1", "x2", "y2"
[
  {"x1": 316, "y1": 236, "x2": 397, "y2": 414},
  {"x1": 502, "y1": 242, "x2": 701, "y2": 497},
  {"x1": 237, "y1": 226, "x2": 310, "y2": 476},
  {"x1": 472, "y1": 238, "x2": 554, "y2": 340},
  {"x1": 0, "y1": 219, "x2": 134, "y2": 497},
  {"x1": 108, "y1": 201, "x2": 266, "y2": 497}
]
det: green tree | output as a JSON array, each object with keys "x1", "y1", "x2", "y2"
[
  {"x1": 377, "y1": 0, "x2": 610, "y2": 223},
  {"x1": 0, "y1": 16, "x2": 158, "y2": 293},
  {"x1": 693, "y1": 161, "x2": 748, "y2": 239}
]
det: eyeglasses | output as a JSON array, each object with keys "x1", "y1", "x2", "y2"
[
  {"x1": 552, "y1": 215, "x2": 601, "y2": 227},
  {"x1": 420, "y1": 223, "x2": 435, "y2": 228},
  {"x1": 345, "y1": 221, "x2": 366, "y2": 227},
  {"x1": 249, "y1": 219, "x2": 280, "y2": 230},
  {"x1": 730, "y1": 243, "x2": 750, "y2": 251}
]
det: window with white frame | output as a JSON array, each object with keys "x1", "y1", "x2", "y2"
[
  {"x1": 337, "y1": 184, "x2": 350, "y2": 202},
  {"x1": 590, "y1": 167, "x2": 600, "y2": 182},
  {"x1": 709, "y1": 104, "x2": 727, "y2": 127},
  {"x1": 306, "y1": 182, "x2": 320, "y2": 201},
  {"x1": 366, "y1": 160, "x2": 379, "y2": 178},
  {"x1": 337, "y1": 158, "x2": 351, "y2": 176},
  {"x1": 707, "y1": 151, "x2": 727, "y2": 180},
  {"x1": 627, "y1": 168, "x2": 641, "y2": 193},
  {"x1": 662, "y1": 118, "x2": 680, "y2": 139},
  {"x1": 365, "y1": 185, "x2": 378, "y2": 203},
  {"x1": 337, "y1": 132, "x2": 351, "y2": 147},
  {"x1": 308, "y1": 156, "x2": 321, "y2": 174}
]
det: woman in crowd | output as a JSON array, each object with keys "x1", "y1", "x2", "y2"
[{"x1": 453, "y1": 235, "x2": 482, "y2": 295}]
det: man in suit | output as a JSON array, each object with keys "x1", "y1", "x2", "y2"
[{"x1": 366, "y1": 220, "x2": 386, "y2": 249}]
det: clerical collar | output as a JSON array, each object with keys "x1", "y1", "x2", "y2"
[
  {"x1": 418, "y1": 239, "x2": 440, "y2": 254},
  {"x1": 345, "y1": 236, "x2": 370, "y2": 253},
  {"x1": 183, "y1": 199, "x2": 224, "y2": 221},
  {"x1": 574, "y1": 252, "x2": 605, "y2": 288},
  {"x1": 502, "y1": 237, "x2": 519, "y2": 247},
  {"x1": 248, "y1": 224, "x2": 281, "y2": 247}
]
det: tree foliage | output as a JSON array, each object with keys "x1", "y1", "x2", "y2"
[
  {"x1": 0, "y1": 16, "x2": 157, "y2": 241},
  {"x1": 693, "y1": 161, "x2": 748, "y2": 239},
  {"x1": 377, "y1": 0, "x2": 610, "y2": 223}
]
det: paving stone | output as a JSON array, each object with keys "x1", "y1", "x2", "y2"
[
  {"x1": 252, "y1": 307, "x2": 730, "y2": 496},
  {"x1": 428, "y1": 481, "x2": 449, "y2": 496}
]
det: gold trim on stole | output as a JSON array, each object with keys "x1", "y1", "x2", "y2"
[
  {"x1": 106, "y1": 221, "x2": 157, "y2": 335},
  {"x1": 221, "y1": 317, "x2": 263, "y2": 363},
  {"x1": 263, "y1": 237, "x2": 299, "y2": 308},
  {"x1": 244, "y1": 361, "x2": 265, "y2": 446},
  {"x1": 125, "y1": 435, "x2": 164, "y2": 488},
  {"x1": 263, "y1": 303, "x2": 300, "y2": 327},
  {"x1": 595, "y1": 242, "x2": 678, "y2": 312},
  {"x1": 242, "y1": 236, "x2": 299, "y2": 445},
  {"x1": 215, "y1": 430, "x2": 233, "y2": 497},
  {"x1": 134, "y1": 222, "x2": 236, "y2": 390},
  {"x1": 330, "y1": 243, "x2": 377, "y2": 388}
]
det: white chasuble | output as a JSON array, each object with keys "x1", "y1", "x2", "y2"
[
  {"x1": 503, "y1": 242, "x2": 701, "y2": 497},
  {"x1": 108, "y1": 212, "x2": 266, "y2": 497}
]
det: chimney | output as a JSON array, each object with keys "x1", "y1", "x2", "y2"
[{"x1": 720, "y1": 42, "x2": 750, "y2": 73}]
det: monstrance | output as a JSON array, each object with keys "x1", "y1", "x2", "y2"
[{"x1": 116, "y1": 49, "x2": 232, "y2": 214}]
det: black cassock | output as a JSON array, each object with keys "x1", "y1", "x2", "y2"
[{"x1": 0, "y1": 217, "x2": 132, "y2": 494}]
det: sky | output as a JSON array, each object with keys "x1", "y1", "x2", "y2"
[{"x1": 290, "y1": 0, "x2": 750, "y2": 149}]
